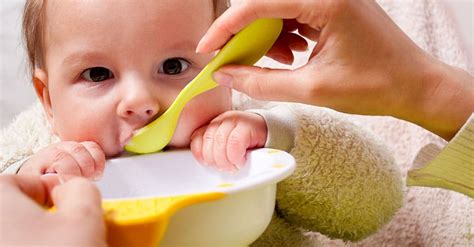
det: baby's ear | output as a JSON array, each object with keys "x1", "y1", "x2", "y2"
[{"x1": 33, "y1": 68, "x2": 55, "y2": 127}]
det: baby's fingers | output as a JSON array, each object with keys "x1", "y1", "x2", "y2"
[
  {"x1": 81, "y1": 142, "x2": 106, "y2": 180},
  {"x1": 212, "y1": 121, "x2": 237, "y2": 171},
  {"x1": 202, "y1": 122, "x2": 220, "y2": 165},
  {"x1": 56, "y1": 142, "x2": 95, "y2": 178},
  {"x1": 227, "y1": 125, "x2": 251, "y2": 168},
  {"x1": 190, "y1": 126, "x2": 206, "y2": 163},
  {"x1": 47, "y1": 150, "x2": 82, "y2": 178},
  {"x1": 18, "y1": 147, "x2": 66, "y2": 175}
]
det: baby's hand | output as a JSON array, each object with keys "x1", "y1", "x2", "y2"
[
  {"x1": 19, "y1": 141, "x2": 106, "y2": 180},
  {"x1": 190, "y1": 111, "x2": 267, "y2": 171}
]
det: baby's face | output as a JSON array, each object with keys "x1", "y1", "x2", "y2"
[{"x1": 37, "y1": 0, "x2": 231, "y2": 157}]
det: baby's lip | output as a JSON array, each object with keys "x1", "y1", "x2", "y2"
[
  {"x1": 119, "y1": 120, "x2": 155, "y2": 151},
  {"x1": 119, "y1": 131, "x2": 136, "y2": 149}
]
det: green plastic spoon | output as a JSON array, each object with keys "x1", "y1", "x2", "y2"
[{"x1": 125, "y1": 18, "x2": 283, "y2": 154}]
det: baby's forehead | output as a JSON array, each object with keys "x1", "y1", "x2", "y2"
[
  {"x1": 44, "y1": 0, "x2": 215, "y2": 51},
  {"x1": 45, "y1": 0, "x2": 215, "y2": 22},
  {"x1": 45, "y1": 0, "x2": 215, "y2": 28}
]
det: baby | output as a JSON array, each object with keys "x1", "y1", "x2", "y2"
[{"x1": 9, "y1": 0, "x2": 285, "y2": 178}]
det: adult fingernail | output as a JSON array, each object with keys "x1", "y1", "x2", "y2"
[
  {"x1": 42, "y1": 173, "x2": 64, "y2": 185},
  {"x1": 213, "y1": 71, "x2": 233, "y2": 88},
  {"x1": 196, "y1": 39, "x2": 205, "y2": 53}
]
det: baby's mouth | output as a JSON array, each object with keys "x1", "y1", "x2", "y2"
[
  {"x1": 119, "y1": 115, "x2": 160, "y2": 152},
  {"x1": 119, "y1": 132, "x2": 135, "y2": 150}
]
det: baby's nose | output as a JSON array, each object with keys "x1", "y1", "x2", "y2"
[
  {"x1": 117, "y1": 83, "x2": 160, "y2": 121},
  {"x1": 122, "y1": 104, "x2": 158, "y2": 119}
]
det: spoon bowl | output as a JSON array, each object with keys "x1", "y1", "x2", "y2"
[{"x1": 125, "y1": 18, "x2": 283, "y2": 154}]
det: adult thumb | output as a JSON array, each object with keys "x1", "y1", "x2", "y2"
[
  {"x1": 213, "y1": 65, "x2": 305, "y2": 102},
  {"x1": 51, "y1": 178, "x2": 102, "y2": 218}
]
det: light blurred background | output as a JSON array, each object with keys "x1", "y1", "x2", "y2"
[{"x1": 0, "y1": 0, "x2": 472, "y2": 128}]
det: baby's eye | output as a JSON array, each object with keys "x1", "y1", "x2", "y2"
[
  {"x1": 81, "y1": 67, "x2": 113, "y2": 82},
  {"x1": 159, "y1": 58, "x2": 190, "y2": 75}
]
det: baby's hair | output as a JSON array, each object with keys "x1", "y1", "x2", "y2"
[
  {"x1": 22, "y1": 0, "x2": 229, "y2": 80},
  {"x1": 22, "y1": 0, "x2": 45, "y2": 80}
]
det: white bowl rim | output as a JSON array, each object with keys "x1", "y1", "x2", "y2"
[{"x1": 97, "y1": 148, "x2": 295, "y2": 201}]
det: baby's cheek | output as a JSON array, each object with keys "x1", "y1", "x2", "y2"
[{"x1": 53, "y1": 112, "x2": 118, "y2": 156}]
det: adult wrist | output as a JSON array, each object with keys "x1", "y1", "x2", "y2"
[{"x1": 413, "y1": 58, "x2": 473, "y2": 140}]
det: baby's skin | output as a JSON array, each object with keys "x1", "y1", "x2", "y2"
[{"x1": 19, "y1": 0, "x2": 267, "y2": 178}]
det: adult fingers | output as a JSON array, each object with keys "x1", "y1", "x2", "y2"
[
  {"x1": 0, "y1": 174, "x2": 65, "y2": 208},
  {"x1": 212, "y1": 65, "x2": 314, "y2": 102},
  {"x1": 296, "y1": 23, "x2": 321, "y2": 41},
  {"x1": 51, "y1": 178, "x2": 106, "y2": 246},
  {"x1": 266, "y1": 32, "x2": 308, "y2": 64},
  {"x1": 0, "y1": 175, "x2": 52, "y2": 206},
  {"x1": 197, "y1": 1, "x2": 309, "y2": 53},
  {"x1": 51, "y1": 178, "x2": 102, "y2": 219},
  {"x1": 283, "y1": 19, "x2": 299, "y2": 32}
]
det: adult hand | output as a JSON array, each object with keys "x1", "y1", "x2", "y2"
[
  {"x1": 197, "y1": 0, "x2": 474, "y2": 140},
  {"x1": 0, "y1": 175, "x2": 106, "y2": 247}
]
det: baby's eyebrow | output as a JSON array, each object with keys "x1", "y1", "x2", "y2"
[
  {"x1": 162, "y1": 39, "x2": 198, "y2": 52},
  {"x1": 62, "y1": 52, "x2": 103, "y2": 68},
  {"x1": 61, "y1": 40, "x2": 198, "y2": 68}
]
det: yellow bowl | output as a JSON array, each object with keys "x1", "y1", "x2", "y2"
[{"x1": 97, "y1": 148, "x2": 295, "y2": 247}]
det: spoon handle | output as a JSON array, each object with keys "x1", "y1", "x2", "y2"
[
  {"x1": 171, "y1": 18, "x2": 283, "y2": 116},
  {"x1": 126, "y1": 19, "x2": 283, "y2": 153}
]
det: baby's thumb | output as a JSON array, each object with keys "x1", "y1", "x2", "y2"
[
  {"x1": 213, "y1": 65, "x2": 302, "y2": 102},
  {"x1": 52, "y1": 178, "x2": 102, "y2": 218}
]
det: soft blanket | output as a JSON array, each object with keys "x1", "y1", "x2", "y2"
[{"x1": 318, "y1": 0, "x2": 473, "y2": 246}]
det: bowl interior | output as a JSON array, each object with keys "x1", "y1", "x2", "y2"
[{"x1": 96, "y1": 148, "x2": 295, "y2": 200}]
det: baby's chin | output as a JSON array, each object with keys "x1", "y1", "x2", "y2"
[
  {"x1": 104, "y1": 147, "x2": 126, "y2": 158},
  {"x1": 101, "y1": 140, "x2": 129, "y2": 158}
]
